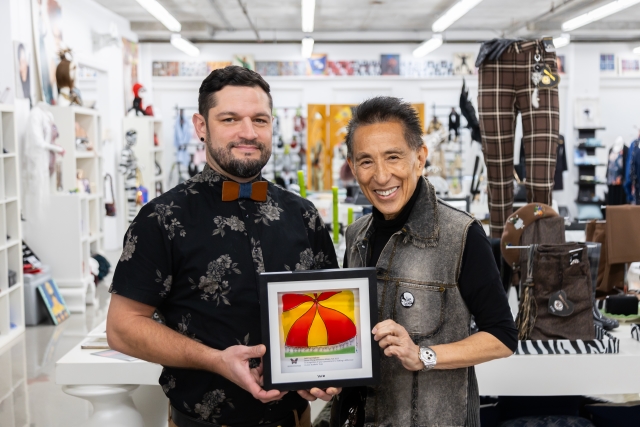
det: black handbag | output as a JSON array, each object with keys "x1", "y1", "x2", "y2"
[{"x1": 104, "y1": 174, "x2": 116, "y2": 216}]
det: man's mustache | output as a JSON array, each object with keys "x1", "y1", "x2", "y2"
[{"x1": 228, "y1": 139, "x2": 266, "y2": 149}]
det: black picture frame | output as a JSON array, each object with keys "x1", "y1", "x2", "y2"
[{"x1": 259, "y1": 267, "x2": 379, "y2": 391}]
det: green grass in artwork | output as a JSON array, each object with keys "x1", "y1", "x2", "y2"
[{"x1": 285, "y1": 346, "x2": 356, "y2": 357}]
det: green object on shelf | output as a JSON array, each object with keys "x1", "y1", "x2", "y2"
[
  {"x1": 297, "y1": 170, "x2": 306, "y2": 198},
  {"x1": 347, "y1": 207, "x2": 354, "y2": 226},
  {"x1": 332, "y1": 186, "x2": 339, "y2": 243}
]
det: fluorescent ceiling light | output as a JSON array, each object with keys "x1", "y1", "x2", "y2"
[
  {"x1": 432, "y1": 0, "x2": 483, "y2": 33},
  {"x1": 171, "y1": 34, "x2": 199, "y2": 57},
  {"x1": 413, "y1": 34, "x2": 443, "y2": 58},
  {"x1": 553, "y1": 33, "x2": 571, "y2": 49},
  {"x1": 562, "y1": 0, "x2": 640, "y2": 32},
  {"x1": 302, "y1": 0, "x2": 315, "y2": 33},
  {"x1": 135, "y1": 0, "x2": 181, "y2": 32},
  {"x1": 634, "y1": 46, "x2": 640, "y2": 54},
  {"x1": 301, "y1": 37, "x2": 314, "y2": 58}
]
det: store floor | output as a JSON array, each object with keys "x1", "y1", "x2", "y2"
[{"x1": 2, "y1": 249, "x2": 326, "y2": 427}]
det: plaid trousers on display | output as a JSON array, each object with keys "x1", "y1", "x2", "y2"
[{"x1": 478, "y1": 40, "x2": 560, "y2": 237}]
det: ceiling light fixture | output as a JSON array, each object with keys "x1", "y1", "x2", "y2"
[
  {"x1": 432, "y1": 0, "x2": 483, "y2": 33},
  {"x1": 135, "y1": 0, "x2": 181, "y2": 32},
  {"x1": 553, "y1": 33, "x2": 571, "y2": 49},
  {"x1": 301, "y1": 37, "x2": 314, "y2": 58},
  {"x1": 302, "y1": 0, "x2": 316, "y2": 33},
  {"x1": 413, "y1": 34, "x2": 443, "y2": 58},
  {"x1": 562, "y1": 0, "x2": 640, "y2": 32},
  {"x1": 634, "y1": 46, "x2": 640, "y2": 54},
  {"x1": 171, "y1": 34, "x2": 199, "y2": 57}
]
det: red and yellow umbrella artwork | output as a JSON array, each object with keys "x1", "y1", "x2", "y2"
[{"x1": 281, "y1": 290, "x2": 357, "y2": 352}]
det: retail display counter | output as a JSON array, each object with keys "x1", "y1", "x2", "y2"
[{"x1": 56, "y1": 321, "x2": 640, "y2": 427}]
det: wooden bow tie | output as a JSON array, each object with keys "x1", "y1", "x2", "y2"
[{"x1": 222, "y1": 181, "x2": 268, "y2": 202}]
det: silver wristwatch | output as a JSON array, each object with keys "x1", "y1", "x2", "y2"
[{"x1": 418, "y1": 346, "x2": 437, "y2": 371}]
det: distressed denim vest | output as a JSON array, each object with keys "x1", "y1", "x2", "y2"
[{"x1": 345, "y1": 178, "x2": 480, "y2": 427}]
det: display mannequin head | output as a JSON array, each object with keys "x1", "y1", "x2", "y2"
[
  {"x1": 193, "y1": 66, "x2": 273, "y2": 183},
  {"x1": 56, "y1": 49, "x2": 77, "y2": 91}
]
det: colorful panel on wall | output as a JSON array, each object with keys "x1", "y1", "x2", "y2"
[
  {"x1": 380, "y1": 55, "x2": 400, "y2": 75},
  {"x1": 307, "y1": 104, "x2": 328, "y2": 191},
  {"x1": 411, "y1": 103, "x2": 425, "y2": 134},
  {"x1": 232, "y1": 54, "x2": 255, "y2": 71},
  {"x1": 307, "y1": 54, "x2": 328, "y2": 76}
]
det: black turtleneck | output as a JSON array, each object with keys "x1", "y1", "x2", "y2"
[
  {"x1": 368, "y1": 177, "x2": 423, "y2": 268},
  {"x1": 343, "y1": 178, "x2": 517, "y2": 352}
]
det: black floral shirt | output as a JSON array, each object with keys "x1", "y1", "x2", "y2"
[{"x1": 110, "y1": 165, "x2": 338, "y2": 426}]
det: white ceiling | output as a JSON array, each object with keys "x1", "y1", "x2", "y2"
[{"x1": 94, "y1": 0, "x2": 640, "y2": 42}]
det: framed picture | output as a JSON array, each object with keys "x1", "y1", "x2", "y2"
[
  {"x1": 574, "y1": 98, "x2": 601, "y2": 129},
  {"x1": 260, "y1": 268, "x2": 379, "y2": 391},
  {"x1": 380, "y1": 54, "x2": 400, "y2": 75},
  {"x1": 453, "y1": 53, "x2": 476, "y2": 75},
  {"x1": 599, "y1": 54, "x2": 616, "y2": 74},
  {"x1": 618, "y1": 55, "x2": 640, "y2": 76}
]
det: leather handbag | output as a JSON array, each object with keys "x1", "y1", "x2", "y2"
[
  {"x1": 104, "y1": 174, "x2": 116, "y2": 217},
  {"x1": 517, "y1": 243, "x2": 596, "y2": 341}
]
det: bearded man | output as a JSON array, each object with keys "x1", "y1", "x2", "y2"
[{"x1": 107, "y1": 66, "x2": 340, "y2": 427}]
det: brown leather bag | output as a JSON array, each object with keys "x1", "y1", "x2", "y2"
[
  {"x1": 518, "y1": 243, "x2": 595, "y2": 341},
  {"x1": 585, "y1": 221, "x2": 625, "y2": 297}
]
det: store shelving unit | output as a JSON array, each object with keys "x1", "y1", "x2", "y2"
[
  {"x1": 0, "y1": 104, "x2": 25, "y2": 352},
  {"x1": 28, "y1": 106, "x2": 103, "y2": 313},
  {"x1": 574, "y1": 127, "x2": 606, "y2": 219},
  {"x1": 0, "y1": 336, "x2": 29, "y2": 426},
  {"x1": 123, "y1": 116, "x2": 164, "y2": 197}
]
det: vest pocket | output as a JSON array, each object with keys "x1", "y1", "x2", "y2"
[{"x1": 392, "y1": 282, "x2": 446, "y2": 339}]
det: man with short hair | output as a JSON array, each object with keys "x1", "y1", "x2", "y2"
[{"x1": 107, "y1": 66, "x2": 340, "y2": 427}]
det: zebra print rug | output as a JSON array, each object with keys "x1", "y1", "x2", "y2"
[
  {"x1": 516, "y1": 326, "x2": 619, "y2": 355},
  {"x1": 632, "y1": 324, "x2": 639, "y2": 341}
]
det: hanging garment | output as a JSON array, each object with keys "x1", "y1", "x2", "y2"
[
  {"x1": 174, "y1": 114, "x2": 192, "y2": 166},
  {"x1": 624, "y1": 139, "x2": 640, "y2": 204},
  {"x1": 606, "y1": 145, "x2": 628, "y2": 205},
  {"x1": 448, "y1": 109, "x2": 460, "y2": 140},
  {"x1": 554, "y1": 134, "x2": 568, "y2": 190},
  {"x1": 606, "y1": 205, "x2": 640, "y2": 265},
  {"x1": 478, "y1": 39, "x2": 560, "y2": 237}
]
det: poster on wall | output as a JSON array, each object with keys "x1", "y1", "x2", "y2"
[
  {"x1": 233, "y1": 54, "x2": 255, "y2": 71},
  {"x1": 574, "y1": 98, "x2": 601, "y2": 129},
  {"x1": 556, "y1": 55, "x2": 566, "y2": 74},
  {"x1": 453, "y1": 53, "x2": 476, "y2": 75},
  {"x1": 380, "y1": 55, "x2": 400, "y2": 75},
  {"x1": 618, "y1": 56, "x2": 640, "y2": 76},
  {"x1": 307, "y1": 54, "x2": 328, "y2": 76},
  {"x1": 599, "y1": 54, "x2": 616, "y2": 74},
  {"x1": 122, "y1": 38, "x2": 139, "y2": 113},
  {"x1": 31, "y1": 0, "x2": 64, "y2": 105},
  {"x1": 14, "y1": 41, "x2": 33, "y2": 107}
]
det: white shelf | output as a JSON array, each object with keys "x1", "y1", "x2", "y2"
[
  {"x1": 0, "y1": 105, "x2": 24, "y2": 353},
  {"x1": 27, "y1": 108, "x2": 104, "y2": 313}
]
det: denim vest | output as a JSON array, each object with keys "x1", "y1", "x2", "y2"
[{"x1": 345, "y1": 178, "x2": 480, "y2": 427}]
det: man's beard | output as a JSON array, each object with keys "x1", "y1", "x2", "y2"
[{"x1": 206, "y1": 132, "x2": 271, "y2": 179}]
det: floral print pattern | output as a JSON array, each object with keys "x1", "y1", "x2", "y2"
[
  {"x1": 176, "y1": 313, "x2": 201, "y2": 342},
  {"x1": 183, "y1": 389, "x2": 234, "y2": 421},
  {"x1": 120, "y1": 224, "x2": 138, "y2": 262},
  {"x1": 190, "y1": 255, "x2": 241, "y2": 305},
  {"x1": 303, "y1": 209, "x2": 324, "y2": 231},
  {"x1": 190, "y1": 167, "x2": 224, "y2": 186},
  {"x1": 213, "y1": 215, "x2": 246, "y2": 237},
  {"x1": 161, "y1": 373, "x2": 176, "y2": 394},
  {"x1": 251, "y1": 238, "x2": 264, "y2": 273},
  {"x1": 285, "y1": 248, "x2": 332, "y2": 271},
  {"x1": 148, "y1": 202, "x2": 186, "y2": 240},
  {"x1": 254, "y1": 196, "x2": 283, "y2": 225},
  {"x1": 156, "y1": 270, "x2": 173, "y2": 297}
]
